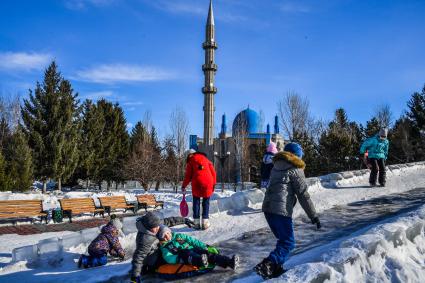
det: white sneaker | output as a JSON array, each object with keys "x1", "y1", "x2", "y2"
[
  {"x1": 194, "y1": 218, "x2": 201, "y2": 230},
  {"x1": 202, "y1": 219, "x2": 210, "y2": 230}
]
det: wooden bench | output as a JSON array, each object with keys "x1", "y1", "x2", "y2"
[
  {"x1": 136, "y1": 194, "x2": 164, "y2": 212},
  {"x1": 59, "y1": 198, "x2": 104, "y2": 222},
  {"x1": 98, "y1": 196, "x2": 136, "y2": 215},
  {"x1": 0, "y1": 200, "x2": 47, "y2": 224}
]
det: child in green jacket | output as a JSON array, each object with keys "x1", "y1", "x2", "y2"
[{"x1": 158, "y1": 225, "x2": 239, "y2": 270}]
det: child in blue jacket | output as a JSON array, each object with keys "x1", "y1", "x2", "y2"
[{"x1": 360, "y1": 128, "x2": 389, "y2": 187}]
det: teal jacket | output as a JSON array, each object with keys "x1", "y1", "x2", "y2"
[
  {"x1": 360, "y1": 135, "x2": 389, "y2": 160},
  {"x1": 159, "y1": 233, "x2": 207, "y2": 264}
]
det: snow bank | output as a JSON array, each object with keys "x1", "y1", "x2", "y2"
[
  {"x1": 1, "y1": 161, "x2": 425, "y2": 282},
  {"x1": 275, "y1": 205, "x2": 425, "y2": 283}
]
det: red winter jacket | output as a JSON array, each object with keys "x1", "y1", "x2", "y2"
[{"x1": 182, "y1": 153, "x2": 217, "y2": 198}]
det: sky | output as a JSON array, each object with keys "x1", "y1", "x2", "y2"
[{"x1": 1, "y1": 0, "x2": 425, "y2": 139}]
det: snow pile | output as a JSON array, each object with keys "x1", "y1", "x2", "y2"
[{"x1": 276, "y1": 205, "x2": 425, "y2": 283}]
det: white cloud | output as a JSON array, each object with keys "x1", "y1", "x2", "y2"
[
  {"x1": 147, "y1": 0, "x2": 247, "y2": 23},
  {"x1": 75, "y1": 64, "x2": 175, "y2": 84},
  {"x1": 280, "y1": 2, "x2": 311, "y2": 13},
  {"x1": 82, "y1": 90, "x2": 115, "y2": 100},
  {"x1": 64, "y1": 0, "x2": 115, "y2": 10},
  {"x1": 122, "y1": 101, "x2": 144, "y2": 106},
  {"x1": 150, "y1": 0, "x2": 205, "y2": 15},
  {"x1": 0, "y1": 52, "x2": 51, "y2": 72},
  {"x1": 126, "y1": 122, "x2": 134, "y2": 129}
]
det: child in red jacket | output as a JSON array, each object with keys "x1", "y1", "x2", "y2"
[{"x1": 182, "y1": 150, "x2": 217, "y2": 230}]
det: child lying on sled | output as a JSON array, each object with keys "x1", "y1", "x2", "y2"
[{"x1": 158, "y1": 225, "x2": 239, "y2": 270}]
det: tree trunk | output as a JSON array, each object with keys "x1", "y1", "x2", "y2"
[
  {"x1": 58, "y1": 178, "x2": 62, "y2": 191},
  {"x1": 42, "y1": 180, "x2": 47, "y2": 194},
  {"x1": 155, "y1": 181, "x2": 160, "y2": 191},
  {"x1": 86, "y1": 179, "x2": 89, "y2": 189}
]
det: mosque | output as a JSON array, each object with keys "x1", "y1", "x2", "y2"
[{"x1": 189, "y1": 0, "x2": 284, "y2": 183}]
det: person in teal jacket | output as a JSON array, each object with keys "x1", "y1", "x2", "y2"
[
  {"x1": 157, "y1": 225, "x2": 239, "y2": 270},
  {"x1": 360, "y1": 128, "x2": 389, "y2": 187}
]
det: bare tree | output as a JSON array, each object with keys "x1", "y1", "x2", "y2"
[
  {"x1": 258, "y1": 109, "x2": 265, "y2": 132},
  {"x1": 142, "y1": 110, "x2": 153, "y2": 132},
  {"x1": 277, "y1": 91, "x2": 310, "y2": 140},
  {"x1": 125, "y1": 137, "x2": 161, "y2": 191},
  {"x1": 233, "y1": 114, "x2": 249, "y2": 190},
  {"x1": 169, "y1": 107, "x2": 190, "y2": 192},
  {"x1": 375, "y1": 104, "x2": 393, "y2": 129},
  {"x1": 0, "y1": 94, "x2": 20, "y2": 127}
]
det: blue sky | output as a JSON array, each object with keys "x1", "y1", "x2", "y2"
[{"x1": 1, "y1": 0, "x2": 425, "y2": 138}]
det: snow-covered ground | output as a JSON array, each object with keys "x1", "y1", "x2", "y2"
[
  {"x1": 271, "y1": 204, "x2": 425, "y2": 283},
  {"x1": 0, "y1": 162, "x2": 424, "y2": 282}
]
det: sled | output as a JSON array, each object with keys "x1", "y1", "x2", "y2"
[
  {"x1": 180, "y1": 193, "x2": 189, "y2": 217},
  {"x1": 155, "y1": 246, "x2": 219, "y2": 280}
]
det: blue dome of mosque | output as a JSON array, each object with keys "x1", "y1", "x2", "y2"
[{"x1": 232, "y1": 108, "x2": 261, "y2": 136}]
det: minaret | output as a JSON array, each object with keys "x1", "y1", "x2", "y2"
[{"x1": 202, "y1": 0, "x2": 217, "y2": 149}]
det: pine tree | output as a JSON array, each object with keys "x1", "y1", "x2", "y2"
[
  {"x1": 407, "y1": 84, "x2": 425, "y2": 130},
  {"x1": 96, "y1": 100, "x2": 129, "y2": 189},
  {"x1": 388, "y1": 117, "x2": 416, "y2": 163},
  {"x1": 0, "y1": 150, "x2": 11, "y2": 192},
  {"x1": 21, "y1": 61, "x2": 80, "y2": 192},
  {"x1": 365, "y1": 117, "x2": 381, "y2": 137},
  {"x1": 4, "y1": 128, "x2": 33, "y2": 192},
  {"x1": 75, "y1": 99, "x2": 104, "y2": 188},
  {"x1": 405, "y1": 84, "x2": 425, "y2": 161},
  {"x1": 319, "y1": 108, "x2": 362, "y2": 173}
]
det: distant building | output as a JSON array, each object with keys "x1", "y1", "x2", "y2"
[{"x1": 191, "y1": 1, "x2": 284, "y2": 183}]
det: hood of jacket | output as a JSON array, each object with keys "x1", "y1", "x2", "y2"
[
  {"x1": 186, "y1": 152, "x2": 208, "y2": 163},
  {"x1": 273, "y1": 151, "x2": 306, "y2": 170},
  {"x1": 101, "y1": 222, "x2": 119, "y2": 237}
]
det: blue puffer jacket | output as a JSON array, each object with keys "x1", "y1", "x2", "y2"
[{"x1": 360, "y1": 135, "x2": 389, "y2": 159}]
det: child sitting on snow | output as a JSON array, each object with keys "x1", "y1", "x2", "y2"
[
  {"x1": 78, "y1": 214, "x2": 125, "y2": 268},
  {"x1": 157, "y1": 225, "x2": 239, "y2": 270}
]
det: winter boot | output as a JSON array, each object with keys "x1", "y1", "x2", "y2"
[
  {"x1": 254, "y1": 258, "x2": 285, "y2": 279},
  {"x1": 202, "y1": 219, "x2": 211, "y2": 230},
  {"x1": 194, "y1": 219, "x2": 201, "y2": 230},
  {"x1": 379, "y1": 183, "x2": 386, "y2": 187},
  {"x1": 229, "y1": 255, "x2": 240, "y2": 270},
  {"x1": 369, "y1": 183, "x2": 377, "y2": 187},
  {"x1": 77, "y1": 255, "x2": 83, "y2": 268},
  {"x1": 254, "y1": 258, "x2": 273, "y2": 279}
]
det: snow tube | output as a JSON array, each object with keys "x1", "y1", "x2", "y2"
[
  {"x1": 156, "y1": 263, "x2": 215, "y2": 280},
  {"x1": 156, "y1": 246, "x2": 219, "y2": 280}
]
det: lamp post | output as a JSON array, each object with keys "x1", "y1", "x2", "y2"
[{"x1": 214, "y1": 151, "x2": 231, "y2": 192}]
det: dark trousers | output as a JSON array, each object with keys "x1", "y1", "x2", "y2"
[
  {"x1": 81, "y1": 252, "x2": 108, "y2": 268},
  {"x1": 265, "y1": 212, "x2": 295, "y2": 265},
  {"x1": 178, "y1": 248, "x2": 232, "y2": 268},
  {"x1": 368, "y1": 158, "x2": 386, "y2": 185},
  {"x1": 193, "y1": 197, "x2": 210, "y2": 219}
]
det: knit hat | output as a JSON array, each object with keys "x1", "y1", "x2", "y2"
[
  {"x1": 284, "y1": 142, "x2": 304, "y2": 158},
  {"x1": 110, "y1": 214, "x2": 123, "y2": 231},
  {"x1": 157, "y1": 225, "x2": 172, "y2": 240},
  {"x1": 379, "y1": 128, "x2": 388, "y2": 138},
  {"x1": 141, "y1": 212, "x2": 161, "y2": 230},
  {"x1": 266, "y1": 142, "x2": 278, "y2": 154}
]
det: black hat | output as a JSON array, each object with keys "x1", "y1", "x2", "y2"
[{"x1": 141, "y1": 212, "x2": 161, "y2": 230}]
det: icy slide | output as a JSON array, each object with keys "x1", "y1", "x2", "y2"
[{"x1": 0, "y1": 162, "x2": 424, "y2": 282}]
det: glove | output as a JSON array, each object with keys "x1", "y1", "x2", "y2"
[
  {"x1": 130, "y1": 276, "x2": 141, "y2": 283},
  {"x1": 311, "y1": 217, "x2": 321, "y2": 230},
  {"x1": 184, "y1": 218, "x2": 195, "y2": 228},
  {"x1": 207, "y1": 245, "x2": 219, "y2": 255}
]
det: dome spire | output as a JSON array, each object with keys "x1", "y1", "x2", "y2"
[{"x1": 207, "y1": 0, "x2": 215, "y2": 26}]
